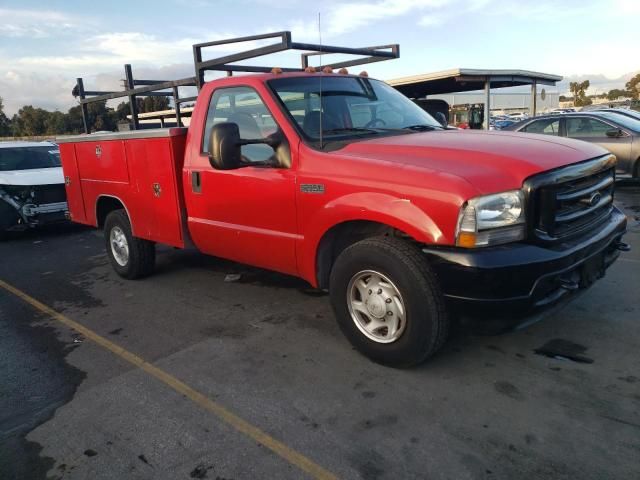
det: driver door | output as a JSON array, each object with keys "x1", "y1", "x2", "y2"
[{"x1": 186, "y1": 86, "x2": 299, "y2": 276}]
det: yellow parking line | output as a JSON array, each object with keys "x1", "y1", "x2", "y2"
[{"x1": 0, "y1": 278, "x2": 338, "y2": 480}]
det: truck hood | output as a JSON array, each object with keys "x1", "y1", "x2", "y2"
[
  {"x1": 338, "y1": 130, "x2": 608, "y2": 194},
  {"x1": 0, "y1": 167, "x2": 64, "y2": 186}
]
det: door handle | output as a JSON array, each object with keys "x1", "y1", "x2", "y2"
[{"x1": 192, "y1": 171, "x2": 202, "y2": 193}]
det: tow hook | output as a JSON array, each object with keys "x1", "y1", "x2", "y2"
[
  {"x1": 559, "y1": 278, "x2": 579, "y2": 291},
  {"x1": 614, "y1": 241, "x2": 631, "y2": 252}
]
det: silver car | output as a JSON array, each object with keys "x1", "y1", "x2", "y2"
[{"x1": 506, "y1": 111, "x2": 640, "y2": 177}]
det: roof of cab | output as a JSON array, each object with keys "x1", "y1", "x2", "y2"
[{"x1": 213, "y1": 71, "x2": 374, "y2": 83}]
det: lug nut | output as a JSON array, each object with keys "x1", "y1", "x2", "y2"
[
  {"x1": 385, "y1": 298, "x2": 392, "y2": 304},
  {"x1": 387, "y1": 311, "x2": 393, "y2": 316},
  {"x1": 377, "y1": 289, "x2": 383, "y2": 294},
  {"x1": 368, "y1": 289, "x2": 372, "y2": 295}
]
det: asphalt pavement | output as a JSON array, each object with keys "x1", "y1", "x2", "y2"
[{"x1": 1, "y1": 187, "x2": 639, "y2": 480}]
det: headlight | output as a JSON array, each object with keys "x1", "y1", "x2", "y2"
[{"x1": 456, "y1": 190, "x2": 525, "y2": 247}]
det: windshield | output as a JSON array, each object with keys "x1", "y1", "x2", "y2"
[
  {"x1": 0, "y1": 146, "x2": 61, "y2": 171},
  {"x1": 269, "y1": 76, "x2": 442, "y2": 145},
  {"x1": 596, "y1": 112, "x2": 640, "y2": 133}
]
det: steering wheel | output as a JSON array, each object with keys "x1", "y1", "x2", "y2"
[{"x1": 364, "y1": 118, "x2": 387, "y2": 128}]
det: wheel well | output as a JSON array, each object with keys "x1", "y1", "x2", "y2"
[
  {"x1": 315, "y1": 220, "x2": 412, "y2": 289},
  {"x1": 96, "y1": 196, "x2": 126, "y2": 228}
]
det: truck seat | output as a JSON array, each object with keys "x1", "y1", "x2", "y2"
[{"x1": 228, "y1": 112, "x2": 262, "y2": 139}]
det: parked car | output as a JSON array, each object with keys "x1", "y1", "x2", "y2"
[
  {"x1": 506, "y1": 111, "x2": 640, "y2": 177},
  {"x1": 0, "y1": 141, "x2": 68, "y2": 238},
  {"x1": 592, "y1": 107, "x2": 640, "y2": 122},
  {"x1": 490, "y1": 119, "x2": 517, "y2": 130},
  {"x1": 548, "y1": 108, "x2": 576, "y2": 115},
  {"x1": 507, "y1": 112, "x2": 529, "y2": 121}
]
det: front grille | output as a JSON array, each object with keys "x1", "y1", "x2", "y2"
[
  {"x1": 527, "y1": 155, "x2": 616, "y2": 242},
  {"x1": 32, "y1": 184, "x2": 67, "y2": 204}
]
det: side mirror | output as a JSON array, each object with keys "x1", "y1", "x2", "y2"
[
  {"x1": 208, "y1": 122, "x2": 283, "y2": 170},
  {"x1": 605, "y1": 128, "x2": 625, "y2": 138},
  {"x1": 208, "y1": 122, "x2": 243, "y2": 170}
]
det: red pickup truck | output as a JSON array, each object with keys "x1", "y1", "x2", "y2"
[{"x1": 58, "y1": 71, "x2": 628, "y2": 366}]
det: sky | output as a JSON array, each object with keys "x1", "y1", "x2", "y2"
[{"x1": 1, "y1": 0, "x2": 639, "y2": 116}]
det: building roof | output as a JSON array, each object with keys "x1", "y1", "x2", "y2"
[
  {"x1": 0, "y1": 141, "x2": 56, "y2": 148},
  {"x1": 388, "y1": 68, "x2": 563, "y2": 98}
]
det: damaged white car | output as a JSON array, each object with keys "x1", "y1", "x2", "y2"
[{"x1": 0, "y1": 141, "x2": 68, "y2": 238}]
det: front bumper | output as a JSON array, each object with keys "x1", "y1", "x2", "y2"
[{"x1": 422, "y1": 207, "x2": 628, "y2": 325}]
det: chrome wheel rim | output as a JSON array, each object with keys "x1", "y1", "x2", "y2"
[
  {"x1": 347, "y1": 270, "x2": 406, "y2": 344},
  {"x1": 110, "y1": 226, "x2": 129, "y2": 267}
]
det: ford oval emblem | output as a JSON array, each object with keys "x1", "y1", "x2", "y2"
[{"x1": 589, "y1": 192, "x2": 601, "y2": 207}]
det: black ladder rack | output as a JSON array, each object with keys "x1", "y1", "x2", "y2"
[{"x1": 73, "y1": 31, "x2": 399, "y2": 133}]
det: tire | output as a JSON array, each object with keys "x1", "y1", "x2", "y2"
[
  {"x1": 104, "y1": 209, "x2": 155, "y2": 279},
  {"x1": 329, "y1": 236, "x2": 449, "y2": 368}
]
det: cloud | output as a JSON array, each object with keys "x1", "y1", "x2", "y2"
[
  {"x1": 1, "y1": 30, "x2": 255, "y2": 115},
  {"x1": 613, "y1": 0, "x2": 640, "y2": 13},
  {"x1": 0, "y1": 8, "x2": 88, "y2": 38},
  {"x1": 1, "y1": 68, "x2": 78, "y2": 114},
  {"x1": 289, "y1": 0, "x2": 450, "y2": 39},
  {"x1": 417, "y1": 14, "x2": 445, "y2": 26}
]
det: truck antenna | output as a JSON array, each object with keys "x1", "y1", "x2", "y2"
[{"x1": 318, "y1": 12, "x2": 323, "y2": 149}]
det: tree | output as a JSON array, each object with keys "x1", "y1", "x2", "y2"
[
  {"x1": 11, "y1": 106, "x2": 51, "y2": 136},
  {"x1": 115, "y1": 101, "x2": 130, "y2": 121},
  {"x1": 64, "y1": 101, "x2": 118, "y2": 134},
  {"x1": 626, "y1": 73, "x2": 640, "y2": 100},
  {"x1": 569, "y1": 80, "x2": 591, "y2": 106},
  {"x1": 0, "y1": 97, "x2": 11, "y2": 136},
  {"x1": 45, "y1": 111, "x2": 67, "y2": 134},
  {"x1": 141, "y1": 96, "x2": 170, "y2": 112},
  {"x1": 607, "y1": 88, "x2": 631, "y2": 101}
]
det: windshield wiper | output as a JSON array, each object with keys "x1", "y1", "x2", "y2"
[
  {"x1": 322, "y1": 127, "x2": 382, "y2": 135},
  {"x1": 402, "y1": 124, "x2": 442, "y2": 131}
]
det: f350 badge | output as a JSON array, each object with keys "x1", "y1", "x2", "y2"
[{"x1": 300, "y1": 183, "x2": 325, "y2": 194}]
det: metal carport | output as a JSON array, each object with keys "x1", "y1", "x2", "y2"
[{"x1": 388, "y1": 68, "x2": 563, "y2": 129}]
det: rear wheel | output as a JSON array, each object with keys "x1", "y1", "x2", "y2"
[
  {"x1": 329, "y1": 236, "x2": 449, "y2": 367},
  {"x1": 104, "y1": 209, "x2": 155, "y2": 279}
]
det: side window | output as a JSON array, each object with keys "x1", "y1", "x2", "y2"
[
  {"x1": 522, "y1": 118, "x2": 560, "y2": 135},
  {"x1": 566, "y1": 118, "x2": 612, "y2": 138},
  {"x1": 202, "y1": 86, "x2": 277, "y2": 163}
]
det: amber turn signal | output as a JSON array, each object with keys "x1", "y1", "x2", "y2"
[{"x1": 456, "y1": 232, "x2": 476, "y2": 248}]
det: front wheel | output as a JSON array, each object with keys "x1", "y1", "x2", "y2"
[
  {"x1": 329, "y1": 237, "x2": 449, "y2": 367},
  {"x1": 104, "y1": 209, "x2": 155, "y2": 279}
]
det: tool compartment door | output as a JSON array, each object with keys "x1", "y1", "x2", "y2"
[
  {"x1": 126, "y1": 136, "x2": 185, "y2": 248},
  {"x1": 58, "y1": 143, "x2": 87, "y2": 224}
]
